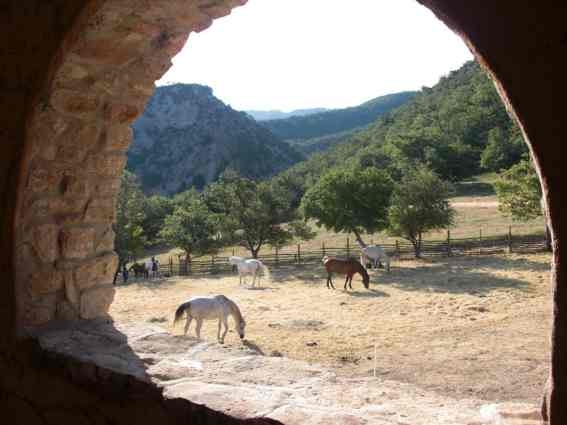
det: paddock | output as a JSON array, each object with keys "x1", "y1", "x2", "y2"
[{"x1": 110, "y1": 252, "x2": 551, "y2": 404}]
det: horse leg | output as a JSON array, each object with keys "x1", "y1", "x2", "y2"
[
  {"x1": 349, "y1": 275, "x2": 353, "y2": 290},
  {"x1": 344, "y1": 275, "x2": 349, "y2": 290},
  {"x1": 184, "y1": 316, "x2": 192, "y2": 336},
  {"x1": 195, "y1": 319, "x2": 202, "y2": 339},
  {"x1": 221, "y1": 317, "x2": 229, "y2": 343},
  {"x1": 217, "y1": 319, "x2": 222, "y2": 343}
]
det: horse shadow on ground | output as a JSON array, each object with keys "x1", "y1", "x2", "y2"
[
  {"x1": 346, "y1": 287, "x2": 390, "y2": 298},
  {"x1": 375, "y1": 261, "x2": 532, "y2": 295},
  {"x1": 242, "y1": 339, "x2": 265, "y2": 355},
  {"x1": 243, "y1": 286, "x2": 280, "y2": 291}
]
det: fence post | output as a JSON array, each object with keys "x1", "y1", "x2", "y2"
[
  {"x1": 447, "y1": 229, "x2": 452, "y2": 257},
  {"x1": 297, "y1": 244, "x2": 301, "y2": 264},
  {"x1": 508, "y1": 225, "x2": 513, "y2": 253},
  {"x1": 232, "y1": 248, "x2": 235, "y2": 256},
  {"x1": 211, "y1": 255, "x2": 215, "y2": 274},
  {"x1": 395, "y1": 240, "x2": 400, "y2": 257},
  {"x1": 275, "y1": 246, "x2": 279, "y2": 266},
  {"x1": 346, "y1": 237, "x2": 350, "y2": 258},
  {"x1": 169, "y1": 256, "x2": 173, "y2": 276},
  {"x1": 479, "y1": 229, "x2": 482, "y2": 255},
  {"x1": 322, "y1": 242, "x2": 326, "y2": 257}
]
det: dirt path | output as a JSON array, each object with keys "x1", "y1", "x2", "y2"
[{"x1": 111, "y1": 253, "x2": 551, "y2": 405}]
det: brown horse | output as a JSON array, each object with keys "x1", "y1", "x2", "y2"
[{"x1": 322, "y1": 256, "x2": 370, "y2": 290}]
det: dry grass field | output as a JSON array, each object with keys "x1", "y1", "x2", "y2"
[{"x1": 111, "y1": 252, "x2": 552, "y2": 404}]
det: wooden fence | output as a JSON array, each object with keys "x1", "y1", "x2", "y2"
[{"x1": 158, "y1": 229, "x2": 548, "y2": 277}]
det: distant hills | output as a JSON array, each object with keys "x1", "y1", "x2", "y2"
[
  {"x1": 128, "y1": 84, "x2": 303, "y2": 195},
  {"x1": 257, "y1": 92, "x2": 418, "y2": 149},
  {"x1": 275, "y1": 61, "x2": 525, "y2": 194},
  {"x1": 245, "y1": 108, "x2": 328, "y2": 121}
]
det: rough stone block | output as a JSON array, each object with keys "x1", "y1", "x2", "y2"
[
  {"x1": 84, "y1": 198, "x2": 116, "y2": 223},
  {"x1": 80, "y1": 285, "x2": 115, "y2": 319},
  {"x1": 86, "y1": 153, "x2": 127, "y2": 177},
  {"x1": 95, "y1": 226, "x2": 115, "y2": 254},
  {"x1": 59, "y1": 227, "x2": 95, "y2": 260},
  {"x1": 73, "y1": 253, "x2": 118, "y2": 290},
  {"x1": 104, "y1": 102, "x2": 140, "y2": 124},
  {"x1": 105, "y1": 124, "x2": 132, "y2": 151},
  {"x1": 50, "y1": 88, "x2": 100, "y2": 118},
  {"x1": 23, "y1": 292, "x2": 57, "y2": 326},
  {"x1": 56, "y1": 299, "x2": 80, "y2": 321},
  {"x1": 30, "y1": 223, "x2": 59, "y2": 263},
  {"x1": 29, "y1": 268, "x2": 64, "y2": 295}
]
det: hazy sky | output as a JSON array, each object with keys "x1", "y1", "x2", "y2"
[{"x1": 157, "y1": 0, "x2": 473, "y2": 112}]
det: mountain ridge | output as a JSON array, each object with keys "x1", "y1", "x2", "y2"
[{"x1": 128, "y1": 83, "x2": 303, "y2": 195}]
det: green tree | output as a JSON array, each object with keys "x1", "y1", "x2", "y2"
[
  {"x1": 114, "y1": 171, "x2": 147, "y2": 283},
  {"x1": 142, "y1": 195, "x2": 174, "y2": 246},
  {"x1": 388, "y1": 166, "x2": 456, "y2": 257},
  {"x1": 159, "y1": 196, "x2": 221, "y2": 258},
  {"x1": 301, "y1": 168, "x2": 394, "y2": 245},
  {"x1": 203, "y1": 171, "x2": 302, "y2": 258},
  {"x1": 493, "y1": 159, "x2": 550, "y2": 249},
  {"x1": 480, "y1": 126, "x2": 527, "y2": 171},
  {"x1": 494, "y1": 159, "x2": 542, "y2": 220}
]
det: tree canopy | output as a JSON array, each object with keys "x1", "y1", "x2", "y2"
[
  {"x1": 301, "y1": 168, "x2": 394, "y2": 244},
  {"x1": 388, "y1": 166, "x2": 456, "y2": 257},
  {"x1": 114, "y1": 171, "x2": 147, "y2": 280}
]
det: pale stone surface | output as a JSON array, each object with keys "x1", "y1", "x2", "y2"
[
  {"x1": 59, "y1": 227, "x2": 95, "y2": 260},
  {"x1": 73, "y1": 253, "x2": 118, "y2": 290},
  {"x1": 80, "y1": 285, "x2": 115, "y2": 319},
  {"x1": 31, "y1": 224, "x2": 59, "y2": 263},
  {"x1": 34, "y1": 321, "x2": 543, "y2": 425},
  {"x1": 29, "y1": 269, "x2": 64, "y2": 294}
]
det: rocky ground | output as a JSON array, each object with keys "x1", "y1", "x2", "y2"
[{"x1": 35, "y1": 319, "x2": 543, "y2": 425}]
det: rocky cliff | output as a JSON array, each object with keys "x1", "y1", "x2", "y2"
[{"x1": 128, "y1": 84, "x2": 303, "y2": 194}]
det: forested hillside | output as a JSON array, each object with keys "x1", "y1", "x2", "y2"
[
  {"x1": 260, "y1": 91, "x2": 417, "y2": 143},
  {"x1": 128, "y1": 84, "x2": 303, "y2": 195},
  {"x1": 273, "y1": 61, "x2": 526, "y2": 198}
]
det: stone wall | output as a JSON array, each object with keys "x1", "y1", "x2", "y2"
[{"x1": 14, "y1": 0, "x2": 247, "y2": 329}]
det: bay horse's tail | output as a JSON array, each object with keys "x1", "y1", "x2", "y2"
[{"x1": 173, "y1": 301, "x2": 191, "y2": 326}]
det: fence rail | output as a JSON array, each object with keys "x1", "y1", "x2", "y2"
[{"x1": 157, "y1": 229, "x2": 548, "y2": 277}]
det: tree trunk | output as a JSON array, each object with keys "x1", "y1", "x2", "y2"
[{"x1": 352, "y1": 229, "x2": 367, "y2": 248}]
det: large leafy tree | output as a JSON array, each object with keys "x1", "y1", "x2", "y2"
[
  {"x1": 114, "y1": 171, "x2": 147, "y2": 282},
  {"x1": 493, "y1": 159, "x2": 550, "y2": 249},
  {"x1": 301, "y1": 167, "x2": 394, "y2": 245},
  {"x1": 494, "y1": 159, "x2": 542, "y2": 221},
  {"x1": 142, "y1": 195, "x2": 174, "y2": 246},
  {"x1": 388, "y1": 166, "x2": 455, "y2": 257},
  {"x1": 159, "y1": 193, "x2": 221, "y2": 258},
  {"x1": 203, "y1": 170, "x2": 302, "y2": 258}
]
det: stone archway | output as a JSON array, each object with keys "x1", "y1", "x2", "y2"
[{"x1": 0, "y1": 0, "x2": 564, "y2": 423}]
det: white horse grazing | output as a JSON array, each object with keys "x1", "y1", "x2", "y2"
[
  {"x1": 228, "y1": 256, "x2": 270, "y2": 287},
  {"x1": 356, "y1": 239, "x2": 391, "y2": 272},
  {"x1": 173, "y1": 295, "x2": 246, "y2": 343}
]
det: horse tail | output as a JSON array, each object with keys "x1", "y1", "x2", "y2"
[
  {"x1": 260, "y1": 261, "x2": 271, "y2": 282},
  {"x1": 173, "y1": 301, "x2": 191, "y2": 326}
]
